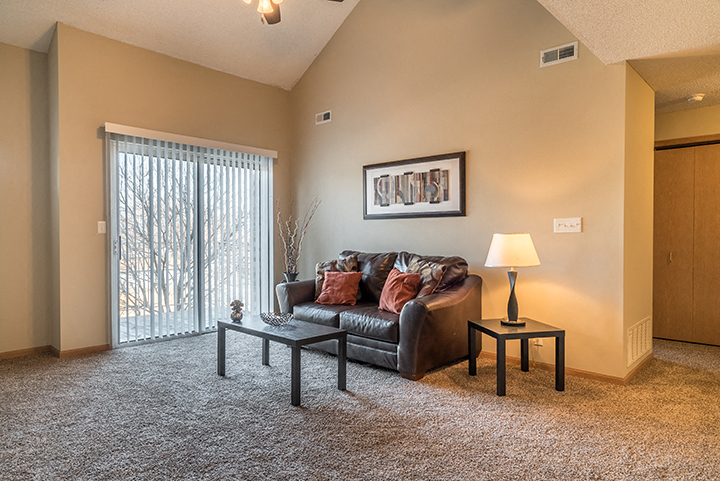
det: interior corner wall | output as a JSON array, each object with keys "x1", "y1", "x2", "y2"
[
  {"x1": 290, "y1": 0, "x2": 632, "y2": 378},
  {"x1": 48, "y1": 32, "x2": 61, "y2": 350},
  {"x1": 0, "y1": 42, "x2": 52, "y2": 354},
  {"x1": 655, "y1": 103, "x2": 720, "y2": 141},
  {"x1": 50, "y1": 23, "x2": 292, "y2": 352},
  {"x1": 622, "y1": 64, "x2": 655, "y2": 374}
]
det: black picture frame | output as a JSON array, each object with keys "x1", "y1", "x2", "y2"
[{"x1": 363, "y1": 151, "x2": 466, "y2": 220}]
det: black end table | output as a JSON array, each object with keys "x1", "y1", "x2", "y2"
[
  {"x1": 468, "y1": 318, "x2": 565, "y2": 396},
  {"x1": 218, "y1": 316, "x2": 347, "y2": 406}
]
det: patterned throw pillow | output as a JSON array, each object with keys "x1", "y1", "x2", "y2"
[
  {"x1": 406, "y1": 257, "x2": 447, "y2": 298},
  {"x1": 315, "y1": 254, "x2": 358, "y2": 300}
]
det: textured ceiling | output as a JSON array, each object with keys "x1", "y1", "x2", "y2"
[
  {"x1": 0, "y1": 0, "x2": 360, "y2": 90},
  {"x1": 538, "y1": 0, "x2": 720, "y2": 113},
  {"x1": 629, "y1": 54, "x2": 720, "y2": 114},
  {"x1": 1, "y1": 0, "x2": 719, "y2": 112}
]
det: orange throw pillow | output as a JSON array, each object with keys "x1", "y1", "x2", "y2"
[
  {"x1": 316, "y1": 271, "x2": 364, "y2": 305},
  {"x1": 379, "y1": 268, "x2": 422, "y2": 314}
]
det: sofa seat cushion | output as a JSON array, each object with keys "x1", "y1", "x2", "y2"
[
  {"x1": 339, "y1": 306, "x2": 400, "y2": 343},
  {"x1": 347, "y1": 334, "x2": 397, "y2": 353},
  {"x1": 293, "y1": 302, "x2": 356, "y2": 327}
]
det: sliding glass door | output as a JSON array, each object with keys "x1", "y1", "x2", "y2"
[{"x1": 107, "y1": 134, "x2": 273, "y2": 347}]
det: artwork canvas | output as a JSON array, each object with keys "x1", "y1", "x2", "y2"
[{"x1": 363, "y1": 152, "x2": 466, "y2": 219}]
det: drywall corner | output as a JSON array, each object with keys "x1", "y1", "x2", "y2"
[
  {"x1": 48, "y1": 25, "x2": 62, "y2": 350},
  {"x1": 0, "y1": 42, "x2": 52, "y2": 354},
  {"x1": 623, "y1": 62, "x2": 655, "y2": 375}
]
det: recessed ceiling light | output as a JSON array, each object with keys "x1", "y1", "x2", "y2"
[{"x1": 687, "y1": 93, "x2": 706, "y2": 103}]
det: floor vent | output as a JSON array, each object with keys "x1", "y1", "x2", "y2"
[
  {"x1": 627, "y1": 317, "x2": 652, "y2": 367},
  {"x1": 540, "y1": 41, "x2": 578, "y2": 68}
]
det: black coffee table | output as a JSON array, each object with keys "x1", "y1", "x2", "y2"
[
  {"x1": 217, "y1": 316, "x2": 347, "y2": 406},
  {"x1": 468, "y1": 318, "x2": 565, "y2": 396}
]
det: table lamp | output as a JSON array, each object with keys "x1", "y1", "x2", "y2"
[{"x1": 484, "y1": 233, "x2": 540, "y2": 326}]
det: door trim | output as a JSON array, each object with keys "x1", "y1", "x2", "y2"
[{"x1": 655, "y1": 133, "x2": 720, "y2": 150}]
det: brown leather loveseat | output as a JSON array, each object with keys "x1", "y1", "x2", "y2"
[{"x1": 276, "y1": 250, "x2": 482, "y2": 380}]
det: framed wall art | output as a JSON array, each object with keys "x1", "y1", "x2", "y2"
[{"x1": 363, "y1": 152, "x2": 466, "y2": 220}]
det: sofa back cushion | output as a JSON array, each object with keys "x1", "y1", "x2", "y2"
[
  {"x1": 393, "y1": 251, "x2": 416, "y2": 272},
  {"x1": 405, "y1": 257, "x2": 446, "y2": 297},
  {"x1": 421, "y1": 255, "x2": 468, "y2": 291},
  {"x1": 339, "y1": 250, "x2": 398, "y2": 303},
  {"x1": 395, "y1": 251, "x2": 469, "y2": 292}
]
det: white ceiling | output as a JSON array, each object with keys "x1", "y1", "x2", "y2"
[{"x1": 1, "y1": 0, "x2": 719, "y2": 112}]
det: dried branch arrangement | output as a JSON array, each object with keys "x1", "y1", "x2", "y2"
[{"x1": 276, "y1": 196, "x2": 321, "y2": 274}]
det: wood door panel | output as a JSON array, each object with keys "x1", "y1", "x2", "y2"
[
  {"x1": 693, "y1": 144, "x2": 720, "y2": 345},
  {"x1": 653, "y1": 148, "x2": 694, "y2": 342}
]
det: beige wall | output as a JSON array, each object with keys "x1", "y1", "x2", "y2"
[
  {"x1": 656, "y1": 104, "x2": 720, "y2": 141},
  {"x1": 623, "y1": 64, "x2": 655, "y2": 369},
  {"x1": 0, "y1": 43, "x2": 51, "y2": 354},
  {"x1": 290, "y1": 0, "x2": 653, "y2": 378},
  {"x1": 49, "y1": 24, "x2": 292, "y2": 352}
]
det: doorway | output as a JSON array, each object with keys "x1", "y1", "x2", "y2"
[{"x1": 653, "y1": 137, "x2": 720, "y2": 346}]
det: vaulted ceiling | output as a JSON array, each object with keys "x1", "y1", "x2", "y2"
[
  {"x1": 0, "y1": 0, "x2": 362, "y2": 90},
  {"x1": 1, "y1": 0, "x2": 719, "y2": 113}
]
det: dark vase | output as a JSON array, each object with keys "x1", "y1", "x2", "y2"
[{"x1": 283, "y1": 272, "x2": 299, "y2": 283}]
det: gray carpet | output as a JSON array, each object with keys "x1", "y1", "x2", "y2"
[{"x1": 1, "y1": 334, "x2": 719, "y2": 480}]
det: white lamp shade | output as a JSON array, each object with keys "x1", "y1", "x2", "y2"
[{"x1": 484, "y1": 233, "x2": 540, "y2": 268}]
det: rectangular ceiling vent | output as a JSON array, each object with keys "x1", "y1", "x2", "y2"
[
  {"x1": 315, "y1": 110, "x2": 332, "y2": 125},
  {"x1": 540, "y1": 41, "x2": 578, "y2": 68}
]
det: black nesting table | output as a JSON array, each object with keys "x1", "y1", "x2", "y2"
[
  {"x1": 217, "y1": 316, "x2": 347, "y2": 406},
  {"x1": 468, "y1": 318, "x2": 565, "y2": 396}
]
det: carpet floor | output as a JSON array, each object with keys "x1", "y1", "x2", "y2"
[{"x1": 1, "y1": 334, "x2": 719, "y2": 480}]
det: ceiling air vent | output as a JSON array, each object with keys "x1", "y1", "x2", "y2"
[{"x1": 540, "y1": 41, "x2": 578, "y2": 68}]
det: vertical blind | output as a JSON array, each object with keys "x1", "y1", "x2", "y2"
[{"x1": 107, "y1": 132, "x2": 274, "y2": 346}]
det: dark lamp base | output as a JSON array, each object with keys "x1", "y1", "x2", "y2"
[{"x1": 501, "y1": 318, "x2": 526, "y2": 327}]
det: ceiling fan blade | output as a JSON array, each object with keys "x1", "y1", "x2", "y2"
[{"x1": 263, "y1": 3, "x2": 281, "y2": 24}]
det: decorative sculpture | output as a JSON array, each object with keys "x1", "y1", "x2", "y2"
[{"x1": 230, "y1": 300, "x2": 244, "y2": 322}]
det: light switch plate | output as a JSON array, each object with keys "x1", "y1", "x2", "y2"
[
  {"x1": 98, "y1": 221, "x2": 106, "y2": 234},
  {"x1": 554, "y1": 217, "x2": 582, "y2": 233}
]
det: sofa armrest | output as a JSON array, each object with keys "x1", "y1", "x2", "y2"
[
  {"x1": 276, "y1": 280, "x2": 315, "y2": 314},
  {"x1": 398, "y1": 274, "x2": 482, "y2": 380}
]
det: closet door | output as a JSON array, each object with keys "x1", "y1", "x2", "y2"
[
  {"x1": 653, "y1": 148, "x2": 695, "y2": 342},
  {"x1": 693, "y1": 144, "x2": 720, "y2": 345}
]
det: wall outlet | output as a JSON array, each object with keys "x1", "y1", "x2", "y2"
[{"x1": 554, "y1": 217, "x2": 582, "y2": 233}]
